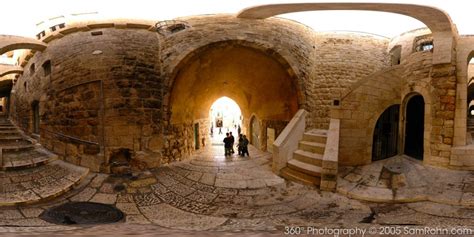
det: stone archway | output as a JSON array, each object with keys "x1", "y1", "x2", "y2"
[
  {"x1": 372, "y1": 104, "x2": 400, "y2": 161},
  {"x1": 166, "y1": 41, "x2": 300, "y2": 157}
]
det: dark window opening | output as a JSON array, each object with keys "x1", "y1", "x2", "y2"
[
  {"x1": 24, "y1": 82, "x2": 27, "y2": 91},
  {"x1": 30, "y1": 63, "x2": 35, "y2": 74},
  {"x1": 333, "y1": 100, "x2": 340, "y2": 106},
  {"x1": 50, "y1": 26, "x2": 56, "y2": 32},
  {"x1": 36, "y1": 31, "x2": 46, "y2": 40},
  {"x1": 58, "y1": 23, "x2": 66, "y2": 29},
  {"x1": 390, "y1": 45, "x2": 402, "y2": 66},
  {"x1": 404, "y1": 95, "x2": 425, "y2": 160},
  {"x1": 42, "y1": 60, "x2": 51, "y2": 76},
  {"x1": 91, "y1": 31, "x2": 103, "y2": 36},
  {"x1": 194, "y1": 123, "x2": 200, "y2": 150}
]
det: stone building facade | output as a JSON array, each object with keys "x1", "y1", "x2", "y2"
[{"x1": 3, "y1": 3, "x2": 474, "y2": 176}]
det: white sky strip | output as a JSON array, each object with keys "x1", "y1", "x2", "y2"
[{"x1": 0, "y1": 0, "x2": 471, "y2": 38}]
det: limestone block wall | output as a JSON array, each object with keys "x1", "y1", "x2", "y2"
[
  {"x1": 10, "y1": 27, "x2": 162, "y2": 172},
  {"x1": 331, "y1": 67, "x2": 402, "y2": 165},
  {"x1": 308, "y1": 32, "x2": 391, "y2": 129},
  {"x1": 333, "y1": 28, "x2": 458, "y2": 167},
  {"x1": 8, "y1": 15, "x2": 399, "y2": 171}
]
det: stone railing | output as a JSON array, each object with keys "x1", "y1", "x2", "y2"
[
  {"x1": 272, "y1": 109, "x2": 307, "y2": 173},
  {"x1": 320, "y1": 118, "x2": 340, "y2": 191}
]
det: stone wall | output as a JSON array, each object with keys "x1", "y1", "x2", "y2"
[
  {"x1": 331, "y1": 67, "x2": 402, "y2": 165},
  {"x1": 308, "y1": 32, "x2": 391, "y2": 129},
  {"x1": 333, "y1": 29, "x2": 458, "y2": 167},
  {"x1": 10, "y1": 28, "x2": 162, "y2": 172},
  {"x1": 8, "y1": 15, "x2": 408, "y2": 171}
]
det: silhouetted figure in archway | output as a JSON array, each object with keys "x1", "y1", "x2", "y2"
[
  {"x1": 237, "y1": 134, "x2": 244, "y2": 156},
  {"x1": 229, "y1": 132, "x2": 235, "y2": 154},
  {"x1": 237, "y1": 125, "x2": 241, "y2": 135},
  {"x1": 223, "y1": 133, "x2": 232, "y2": 156},
  {"x1": 241, "y1": 135, "x2": 250, "y2": 157}
]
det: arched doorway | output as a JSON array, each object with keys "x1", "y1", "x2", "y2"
[
  {"x1": 404, "y1": 95, "x2": 424, "y2": 160},
  {"x1": 372, "y1": 105, "x2": 400, "y2": 161},
  {"x1": 250, "y1": 116, "x2": 260, "y2": 149},
  {"x1": 209, "y1": 97, "x2": 242, "y2": 144}
]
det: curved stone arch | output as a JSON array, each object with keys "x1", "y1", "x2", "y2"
[
  {"x1": 0, "y1": 35, "x2": 47, "y2": 55},
  {"x1": 164, "y1": 39, "x2": 305, "y2": 117},
  {"x1": 238, "y1": 3, "x2": 456, "y2": 65},
  {"x1": 453, "y1": 37, "x2": 474, "y2": 146},
  {"x1": 366, "y1": 102, "x2": 401, "y2": 163},
  {"x1": 0, "y1": 65, "x2": 23, "y2": 77},
  {"x1": 400, "y1": 90, "x2": 432, "y2": 163},
  {"x1": 248, "y1": 113, "x2": 261, "y2": 148}
]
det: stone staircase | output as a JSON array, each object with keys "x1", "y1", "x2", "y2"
[
  {"x1": 280, "y1": 129, "x2": 327, "y2": 186},
  {"x1": 0, "y1": 116, "x2": 89, "y2": 205}
]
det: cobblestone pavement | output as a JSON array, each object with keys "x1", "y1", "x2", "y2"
[{"x1": 0, "y1": 145, "x2": 473, "y2": 236}]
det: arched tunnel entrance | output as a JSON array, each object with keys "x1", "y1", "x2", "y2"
[
  {"x1": 404, "y1": 95, "x2": 425, "y2": 160},
  {"x1": 167, "y1": 41, "x2": 300, "y2": 157}
]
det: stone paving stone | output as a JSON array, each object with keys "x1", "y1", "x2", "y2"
[
  {"x1": 246, "y1": 179, "x2": 267, "y2": 189},
  {"x1": 156, "y1": 174, "x2": 179, "y2": 187},
  {"x1": 252, "y1": 204, "x2": 298, "y2": 217},
  {"x1": 199, "y1": 172, "x2": 216, "y2": 186},
  {"x1": 186, "y1": 171, "x2": 203, "y2": 182},
  {"x1": 159, "y1": 192, "x2": 190, "y2": 207},
  {"x1": 348, "y1": 185, "x2": 394, "y2": 202},
  {"x1": 69, "y1": 187, "x2": 97, "y2": 202},
  {"x1": 116, "y1": 193, "x2": 135, "y2": 203},
  {"x1": 263, "y1": 178, "x2": 284, "y2": 187},
  {"x1": 190, "y1": 182, "x2": 215, "y2": 193},
  {"x1": 186, "y1": 190, "x2": 217, "y2": 204},
  {"x1": 89, "y1": 174, "x2": 108, "y2": 188},
  {"x1": 134, "y1": 192, "x2": 162, "y2": 207},
  {"x1": 116, "y1": 202, "x2": 141, "y2": 215},
  {"x1": 150, "y1": 183, "x2": 170, "y2": 195},
  {"x1": 140, "y1": 203, "x2": 227, "y2": 231},
  {"x1": 215, "y1": 179, "x2": 247, "y2": 189},
  {"x1": 125, "y1": 215, "x2": 151, "y2": 224},
  {"x1": 171, "y1": 182, "x2": 196, "y2": 196},
  {"x1": 19, "y1": 207, "x2": 44, "y2": 218},
  {"x1": 90, "y1": 193, "x2": 117, "y2": 204},
  {"x1": 178, "y1": 200, "x2": 217, "y2": 215},
  {"x1": 0, "y1": 209, "x2": 23, "y2": 219},
  {"x1": 99, "y1": 183, "x2": 115, "y2": 193},
  {"x1": 408, "y1": 202, "x2": 474, "y2": 219},
  {"x1": 213, "y1": 187, "x2": 238, "y2": 195},
  {"x1": 129, "y1": 178, "x2": 157, "y2": 188},
  {"x1": 429, "y1": 188, "x2": 463, "y2": 204}
]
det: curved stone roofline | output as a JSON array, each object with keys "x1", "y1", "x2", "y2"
[
  {"x1": 0, "y1": 35, "x2": 47, "y2": 55},
  {"x1": 237, "y1": 3, "x2": 456, "y2": 64},
  {"x1": 0, "y1": 64, "x2": 23, "y2": 77}
]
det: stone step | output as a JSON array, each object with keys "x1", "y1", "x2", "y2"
[
  {"x1": 1, "y1": 144, "x2": 35, "y2": 152},
  {"x1": 280, "y1": 167, "x2": 320, "y2": 186},
  {"x1": 303, "y1": 131, "x2": 327, "y2": 144},
  {"x1": 287, "y1": 159, "x2": 322, "y2": 177},
  {"x1": 298, "y1": 141, "x2": 325, "y2": 154},
  {"x1": 0, "y1": 160, "x2": 89, "y2": 206},
  {"x1": 0, "y1": 130, "x2": 20, "y2": 135},
  {"x1": 2, "y1": 149, "x2": 58, "y2": 170},
  {"x1": 0, "y1": 126, "x2": 17, "y2": 131},
  {"x1": 293, "y1": 149, "x2": 323, "y2": 166},
  {"x1": 0, "y1": 136, "x2": 24, "y2": 141}
]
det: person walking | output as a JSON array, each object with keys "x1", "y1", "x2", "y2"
[
  {"x1": 223, "y1": 133, "x2": 232, "y2": 156},
  {"x1": 241, "y1": 135, "x2": 250, "y2": 157},
  {"x1": 229, "y1": 132, "x2": 235, "y2": 154},
  {"x1": 237, "y1": 134, "x2": 244, "y2": 156}
]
